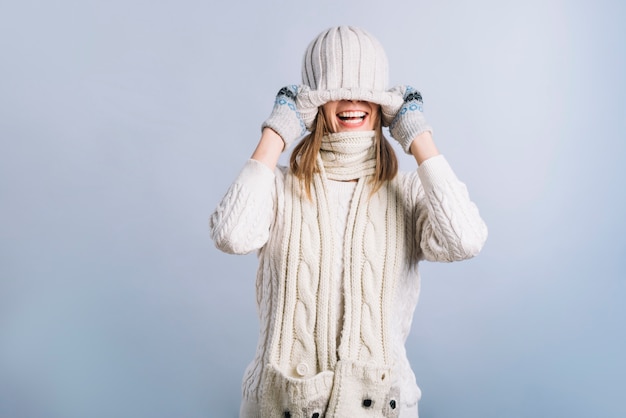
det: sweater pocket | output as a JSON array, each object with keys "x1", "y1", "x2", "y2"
[
  {"x1": 325, "y1": 359, "x2": 400, "y2": 418},
  {"x1": 260, "y1": 363, "x2": 334, "y2": 418}
]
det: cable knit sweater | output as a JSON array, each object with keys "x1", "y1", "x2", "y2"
[{"x1": 210, "y1": 152, "x2": 487, "y2": 418}]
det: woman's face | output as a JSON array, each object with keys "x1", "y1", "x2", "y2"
[{"x1": 321, "y1": 100, "x2": 379, "y2": 133}]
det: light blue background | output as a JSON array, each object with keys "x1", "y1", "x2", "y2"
[{"x1": 1, "y1": 1, "x2": 625, "y2": 417}]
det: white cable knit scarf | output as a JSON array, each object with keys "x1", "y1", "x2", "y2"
[{"x1": 261, "y1": 130, "x2": 406, "y2": 417}]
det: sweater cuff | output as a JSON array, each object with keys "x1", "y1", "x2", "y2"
[{"x1": 416, "y1": 155, "x2": 457, "y2": 192}]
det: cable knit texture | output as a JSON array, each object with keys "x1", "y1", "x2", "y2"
[{"x1": 210, "y1": 141, "x2": 488, "y2": 417}]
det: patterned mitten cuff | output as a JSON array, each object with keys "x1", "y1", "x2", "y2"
[{"x1": 261, "y1": 85, "x2": 307, "y2": 150}]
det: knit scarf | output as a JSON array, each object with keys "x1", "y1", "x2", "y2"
[
  {"x1": 318, "y1": 131, "x2": 377, "y2": 181},
  {"x1": 261, "y1": 130, "x2": 406, "y2": 417}
]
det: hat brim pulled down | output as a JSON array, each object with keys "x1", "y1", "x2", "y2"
[{"x1": 296, "y1": 87, "x2": 404, "y2": 130}]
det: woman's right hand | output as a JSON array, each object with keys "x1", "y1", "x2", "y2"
[{"x1": 261, "y1": 85, "x2": 307, "y2": 151}]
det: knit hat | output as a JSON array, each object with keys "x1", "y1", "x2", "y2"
[{"x1": 296, "y1": 26, "x2": 403, "y2": 129}]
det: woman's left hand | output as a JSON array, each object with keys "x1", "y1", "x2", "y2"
[{"x1": 388, "y1": 85, "x2": 433, "y2": 154}]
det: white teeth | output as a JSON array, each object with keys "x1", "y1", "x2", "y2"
[{"x1": 338, "y1": 111, "x2": 366, "y2": 118}]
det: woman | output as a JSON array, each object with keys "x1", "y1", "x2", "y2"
[{"x1": 210, "y1": 26, "x2": 487, "y2": 418}]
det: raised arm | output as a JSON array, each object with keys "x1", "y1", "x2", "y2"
[
  {"x1": 251, "y1": 128, "x2": 284, "y2": 170},
  {"x1": 409, "y1": 156, "x2": 488, "y2": 262},
  {"x1": 409, "y1": 130, "x2": 439, "y2": 165},
  {"x1": 209, "y1": 86, "x2": 307, "y2": 254},
  {"x1": 390, "y1": 86, "x2": 487, "y2": 262}
]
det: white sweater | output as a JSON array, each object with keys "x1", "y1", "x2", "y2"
[{"x1": 210, "y1": 155, "x2": 487, "y2": 417}]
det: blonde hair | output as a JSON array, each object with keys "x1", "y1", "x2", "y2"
[{"x1": 289, "y1": 106, "x2": 398, "y2": 199}]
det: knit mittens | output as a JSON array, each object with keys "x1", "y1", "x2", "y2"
[
  {"x1": 261, "y1": 85, "x2": 308, "y2": 150},
  {"x1": 262, "y1": 84, "x2": 433, "y2": 155},
  {"x1": 389, "y1": 85, "x2": 433, "y2": 154}
]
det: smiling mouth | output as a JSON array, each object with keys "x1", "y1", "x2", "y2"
[{"x1": 337, "y1": 111, "x2": 367, "y2": 125}]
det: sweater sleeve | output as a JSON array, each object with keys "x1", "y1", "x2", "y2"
[
  {"x1": 405, "y1": 155, "x2": 488, "y2": 262},
  {"x1": 209, "y1": 159, "x2": 277, "y2": 255}
]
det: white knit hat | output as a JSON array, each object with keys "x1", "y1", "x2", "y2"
[{"x1": 296, "y1": 26, "x2": 403, "y2": 129}]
